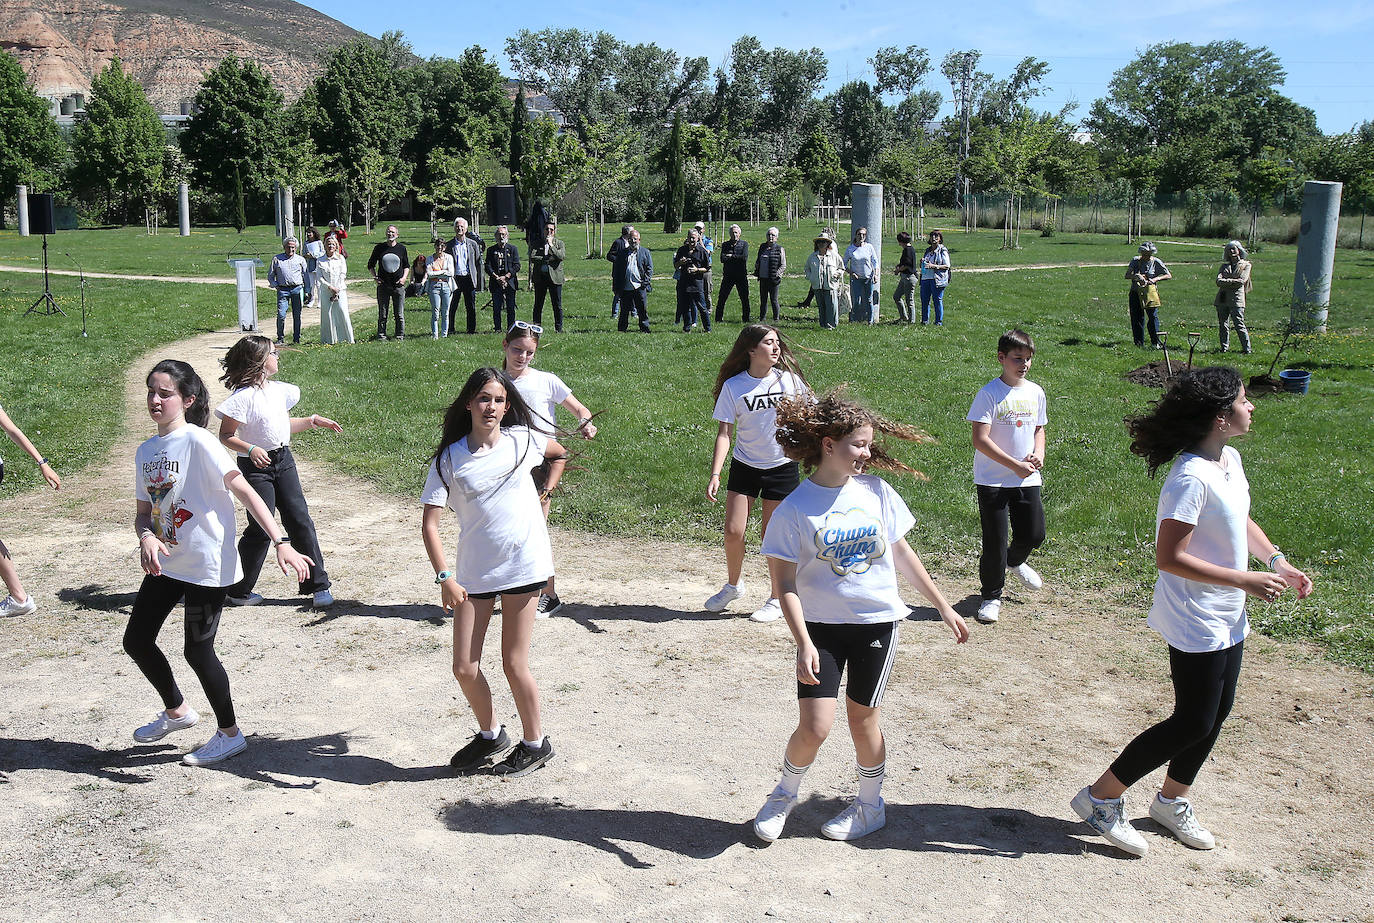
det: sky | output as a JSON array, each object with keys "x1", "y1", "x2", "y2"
[{"x1": 305, "y1": 0, "x2": 1374, "y2": 133}]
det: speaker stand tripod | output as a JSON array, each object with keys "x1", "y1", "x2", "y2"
[{"x1": 25, "y1": 234, "x2": 67, "y2": 318}]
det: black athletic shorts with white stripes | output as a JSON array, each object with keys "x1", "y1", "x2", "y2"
[{"x1": 799, "y1": 620, "x2": 900, "y2": 708}]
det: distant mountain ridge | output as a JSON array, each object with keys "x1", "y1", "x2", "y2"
[{"x1": 1, "y1": 0, "x2": 366, "y2": 114}]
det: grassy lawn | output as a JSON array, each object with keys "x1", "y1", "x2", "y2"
[{"x1": 1, "y1": 227, "x2": 1370, "y2": 669}]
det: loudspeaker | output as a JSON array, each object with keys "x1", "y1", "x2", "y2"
[
  {"x1": 29, "y1": 193, "x2": 56, "y2": 236},
  {"x1": 486, "y1": 185, "x2": 517, "y2": 226}
]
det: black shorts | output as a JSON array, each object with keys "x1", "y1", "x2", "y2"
[
  {"x1": 469, "y1": 580, "x2": 546, "y2": 601},
  {"x1": 799, "y1": 621, "x2": 900, "y2": 708},
  {"x1": 726, "y1": 459, "x2": 800, "y2": 500}
]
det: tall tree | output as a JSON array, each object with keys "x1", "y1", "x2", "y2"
[
  {"x1": 793, "y1": 130, "x2": 845, "y2": 198},
  {"x1": 505, "y1": 28, "x2": 620, "y2": 142},
  {"x1": 661, "y1": 113, "x2": 686, "y2": 233},
  {"x1": 825, "y1": 81, "x2": 891, "y2": 180},
  {"x1": 0, "y1": 50, "x2": 67, "y2": 200},
  {"x1": 402, "y1": 49, "x2": 508, "y2": 191},
  {"x1": 509, "y1": 85, "x2": 528, "y2": 217},
  {"x1": 517, "y1": 114, "x2": 587, "y2": 207},
  {"x1": 70, "y1": 55, "x2": 165, "y2": 222}
]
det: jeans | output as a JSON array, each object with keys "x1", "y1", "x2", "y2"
[
  {"x1": 376, "y1": 283, "x2": 405, "y2": 338},
  {"x1": 491, "y1": 283, "x2": 517, "y2": 331},
  {"x1": 893, "y1": 274, "x2": 916, "y2": 321},
  {"x1": 449, "y1": 277, "x2": 477, "y2": 334},
  {"x1": 976, "y1": 485, "x2": 1046, "y2": 600},
  {"x1": 758, "y1": 279, "x2": 780, "y2": 321},
  {"x1": 1216, "y1": 301, "x2": 1251, "y2": 352},
  {"x1": 428, "y1": 282, "x2": 452, "y2": 338},
  {"x1": 718, "y1": 273, "x2": 751, "y2": 321},
  {"x1": 617, "y1": 287, "x2": 650, "y2": 331},
  {"x1": 276, "y1": 286, "x2": 303, "y2": 343},
  {"x1": 678, "y1": 289, "x2": 708, "y2": 331},
  {"x1": 227, "y1": 447, "x2": 330, "y2": 599},
  {"x1": 920, "y1": 279, "x2": 945, "y2": 324},
  {"x1": 533, "y1": 279, "x2": 563, "y2": 331},
  {"x1": 814, "y1": 289, "x2": 838, "y2": 328},
  {"x1": 849, "y1": 278, "x2": 876, "y2": 323},
  {"x1": 1128, "y1": 286, "x2": 1161, "y2": 347},
  {"x1": 123, "y1": 574, "x2": 234, "y2": 728}
]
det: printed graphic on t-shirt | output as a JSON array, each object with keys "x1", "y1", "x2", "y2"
[
  {"x1": 813, "y1": 507, "x2": 887, "y2": 575},
  {"x1": 993, "y1": 395, "x2": 1039, "y2": 429},
  {"x1": 143, "y1": 454, "x2": 194, "y2": 545},
  {"x1": 744, "y1": 381, "x2": 791, "y2": 413}
]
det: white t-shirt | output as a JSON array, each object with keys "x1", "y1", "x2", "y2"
[
  {"x1": 419, "y1": 427, "x2": 553, "y2": 594},
  {"x1": 761, "y1": 474, "x2": 915, "y2": 625},
  {"x1": 214, "y1": 381, "x2": 300, "y2": 455},
  {"x1": 134, "y1": 424, "x2": 242, "y2": 588},
  {"x1": 511, "y1": 368, "x2": 571, "y2": 431},
  {"x1": 713, "y1": 368, "x2": 807, "y2": 470},
  {"x1": 1147, "y1": 448, "x2": 1251, "y2": 653},
  {"x1": 967, "y1": 377, "x2": 1048, "y2": 487}
]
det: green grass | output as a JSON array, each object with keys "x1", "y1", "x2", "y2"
[{"x1": 1, "y1": 227, "x2": 1370, "y2": 669}]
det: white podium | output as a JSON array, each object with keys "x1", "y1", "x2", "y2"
[{"x1": 228, "y1": 258, "x2": 263, "y2": 331}]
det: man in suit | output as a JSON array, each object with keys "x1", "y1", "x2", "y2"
[
  {"x1": 530, "y1": 219, "x2": 567, "y2": 332},
  {"x1": 617, "y1": 228, "x2": 653, "y2": 332},
  {"x1": 605, "y1": 224, "x2": 634, "y2": 318},
  {"x1": 485, "y1": 225, "x2": 520, "y2": 331},
  {"x1": 447, "y1": 217, "x2": 485, "y2": 334}
]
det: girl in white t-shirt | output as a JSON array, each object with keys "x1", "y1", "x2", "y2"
[
  {"x1": 705, "y1": 324, "x2": 812, "y2": 622},
  {"x1": 215, "y1": 336, "x2": 343, "y2": 609},
  {"x1": 501, "y1": 322, "x2": 597, "y2": 618},
  {"x1": 1071, "y1": 367, "x2": 1313, "y2": 858},
  {"x1": 128, "y1": 360, "x2": 313, "y2": 766},
  {"x1": 752, "y1": 390, "x2": 969, "y2": 844},
  {"x1": 421, "y1": 367, "x2": 568, "y2": 779},
  {"x1": 0, "y1": 400, "x2": 62, "y2": 617}
]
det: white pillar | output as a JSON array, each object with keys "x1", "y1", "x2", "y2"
[
  {"x1": 1292, "y1": 180, "x2": 1341, "y2": 332},
  {"x1": 282, "y1": 185, "x2": 295, "y2": 241},
  {"x1": 178, "y1": 183, "x2": 190, "y2": 236},
  {"x1": 852, "y1": 181, "x2": 884, "y2": 312},
  {"x1": 17, "y1": 185, "x2": 29, "y2": 236},
  {"x1": 273, "y1": 183, "x2": 283, "y2": 238}
]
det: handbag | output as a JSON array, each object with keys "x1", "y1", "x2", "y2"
[{"x1": 1144, "y1": 283, "x2": 1161, "y2": 308}]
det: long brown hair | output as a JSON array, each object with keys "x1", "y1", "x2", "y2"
[
  {"x1": 429, "y1": 367, "x2": 549, "y2": 488},
  {"x1": 711, "y1": 324, "x2": 808, "y2": 402},
  {"x1": 774, "y1": 386, "x2": 932, "y2": 477}
]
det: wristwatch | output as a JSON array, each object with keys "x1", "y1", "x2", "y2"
[{"x1": 435, "y1": 570, "x2": 453, "y2": 584}]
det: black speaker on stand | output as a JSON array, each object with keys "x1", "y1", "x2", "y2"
[
  {"x1": 25, "y1": 194, "x2": 67, "y2": 318},
  {"x1": 486, "y1": 185, "x2": 518, "y2": 226}
]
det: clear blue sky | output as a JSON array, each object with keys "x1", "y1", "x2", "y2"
[{"x1": 307, "y1": 0, "x2": 1373, "y2": 133}]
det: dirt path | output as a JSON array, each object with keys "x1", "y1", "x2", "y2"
[{"x1": 1, "y1": 310, "x2": 1371, "y2": 921}]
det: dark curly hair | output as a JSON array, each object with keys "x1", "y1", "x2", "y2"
[
  {"x1": 1126, "y1": 366, "x2": 1243, "y2": 477},
  {"x1": 774, "y1": 386, "x2": 933, "y2": 478}
]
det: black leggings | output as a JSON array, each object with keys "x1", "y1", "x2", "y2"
[
  {"x1": 123, "y1": 574, "x2": 236, "y2": 729},
  {"x1": 1109, "y1": 641, "x2": 1244, "y2": 787},
  {"x1": 976, "y1": 485, "x2": 1045, "y2": 599}
]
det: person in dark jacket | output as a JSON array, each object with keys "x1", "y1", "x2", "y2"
[
  {"x1": 485, "y1": 225, "x2": 520, "y2": 332},
  {"x1": 606, "y1": 224, "x2": 634, "y2": 319},
  {"x1": 446, "y1": 217, "x2": 485, "y2": 334},
  {"x1": 754, "y1": 226, "x2": 787, "y2": 322},
  {"x1": 715, "y1": 224, "x2": 751, "y2": 322},
  {"x1": 892, "y1": 231, "x2": 916, "y2": 323},
  {"x1": 617, "y1": 229, "x2": 654, "y2": 332},
  {"x1": 530, "y1": 219, "x2": 567, "y2": 332},
  {"x1": 675, "y1": 228, "x2": 712, "y2": 332}
]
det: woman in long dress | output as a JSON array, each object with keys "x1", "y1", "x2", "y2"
[{"x1": 315, "y1": 234, "x2": 354, "y2": 344}]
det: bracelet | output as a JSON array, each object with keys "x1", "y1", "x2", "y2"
[
  {"x1": 311, "y1": 414, "x2": 319, "y2": 428},
  {"x1": 435, "y1": 570, "x2": 453, "y2": 584},
  {"x1": 1268, "y1": 551, "x2": 1287, "y2": 570},
  {"x1": 39, "y1": 457, "x2": 50, "y2": 466},
  {"x1": 577, "y1": 416, "x2": 592, "y2": 427},
  {"x1": 247, "y1": 444, "x2": 258, "y2": 455},
  {"x1": 272, "y1": 536, "x2": 286, "y2": 547}
]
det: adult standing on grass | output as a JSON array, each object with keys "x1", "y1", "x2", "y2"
[
  {"x1": 0, "y1": 401, "x2": 60, "y2": 617},
  {"x1": 325, "y1": 219, "x2": 348, "y2": 257},
  {"x1": 705, "y1": 325, "x2": 812, "y2": 622},
  {"x1": 675, "y1": 227, "x2": 712, "y2": 332},
  {"x1": 794, "y1": 227, "x2": 835, "y2": 312},
  {"x1": 968, "y1": 329, "x2": 1048, "y2": 625},
  {"x1": 368, "y1": 225, "x2": 409, "y2": 341},
  {"x1": 606, "y1": 224, "x2": 634, "y2": 320},
  {"x1": 1125, "y1": 241, "x2": 1171, "y2": 349},
  {"x1": 530, "y1": 219, "x2": 566, "y2": 333},
  {"x1": 501, "y1": 322, "x2": 597, "y2": 617},
  {"x1": 891, "y1": 231, "x2": 916, "y2": 323},
  {"x1": 751, "y1": 390, "x2": 968, "y2": 844},
  {"x1": 216, "y1": 336, "x2": 342, "y2": 610},
  {"x1": 804, "y1": 232, "x2": 844, "y2": 330},
  {"x1": 755, "y1": 226, "x2": 786, "y2": 322},
  {"x1": 128, "y1": 360, "x2": 313, "y2": 766},
  {"x1": 716, "y1": 224, "x2": 751, "y2": 322},
  {"x1": 1071, "y1": 366, "x2": 1313, "y2": 857},
  {"x1": 424, "y1": 237, "x2": 455, "y2": 340},
  {"x1": 485, "y1": 225, "x2": 521, "y2": 333},
  {"x1": 315, "y1": 234, "x2": 353, "y2": 345},
  {"x1": 919, "y1": 230, "x2": 951, "y2": 325},
  {"x1": 447, "y1": 217, "x2": 485, "y2": 335},
  {"x1": 302, "y1": 226, "x2": 325, "y2": 306},
  {"x1": 1214, "y1": 241, "x2": 1253, "y2": 354},
  {"x1": 616, "y1": 229, "x2": 654, "y2": 333},
  {"x1": 268, "y1": 236, "x2": 308, "y2": 346},
  {"x1": 845, "y1": 227, "x2": 879, "y2": 324},
  {"x1": 421, "y1": 367, "x2": 568, "y2": 778}
]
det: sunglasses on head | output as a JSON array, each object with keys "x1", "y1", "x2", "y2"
[{"x1": 509, "y1": 321, "x2": 543, "y2": 336}]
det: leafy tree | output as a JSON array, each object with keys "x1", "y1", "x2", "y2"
[
  {"x1": 662, "y1": 113, "x2": 686, "y2": 232},
  {"x1": 613, "y1": 42, "x2": 709, "y2": 124},
  {"x1": 350, "y1": 148, "x2": 412, "y2": 234},
  {"x1": 0, "y1": 50, "x2": 67, "y2": 200},
  {"x1": 875, "y1": 137, "x2": 956, "y2": 231},
  {"x1": 825, "y1": 81, "x2": 891, "y2": 180},
  {"x1": 580, "y1": 117, "x2": 637, "y2": 254},
  {"x1": 870, "y1": 45, "x2": 932, "y2": 99},
  {"x1": 793, "y1": 130, "x2": 845, "y2": 198},
  {"x1": 967, "y1": 109, "x2": 1064, "y2": 248},
  {"x1": 1238, "y1": 151, "x2": 1294, "y2": 246},
  {"x1": 402, "y1": 49, "x2": 508, "y2": 191},
  {"x1": 509, "y1": 85, "x2": 528, "y2": 216},
  {"x1": 505, "y1": 29, "x2": 620, "y2": 142},
  {"x1": 180, "y1": 56, "x2": 284, "y2": 228},
  {"x1": 416, "y1": 148, "x2": 491, "y2": 235},
  {"x1": 70, "y1": 55, "x2": 165, "y2": 222},
  {"x1": 518, "y1": 114, "x2": 587, "y2": 208}
]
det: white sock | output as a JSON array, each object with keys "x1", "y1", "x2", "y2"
[
  {"x1": 522, "y1": 736, "x2": 545, "y2": 749},
  {"x1": 480, "y1": 725, "x2": 502, "y2": 741},
  {"x1": 1157, "y1": 793, "x2": 1180, "y2": 804},
  {"x1": 777, "y1": 756, "x2": 811, "y2": 797},
  {"x1": 857, "y1": 761, "x2": 886, "y2": 805}
]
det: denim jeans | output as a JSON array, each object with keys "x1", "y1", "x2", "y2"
[
  {"x1": 276, "y1": 286, "x2": 304, "y2": 343},
  {"x1": 849, "y1": 279, "x2": 875, "y2": 323},
  {"x1": 678, "y1": 289, "x2": 708, "y2": 331},
  {"x1": 1128, "y1": 286, "x2": 1160, "y2": 347},
  {"x1": 428, "y1": 282, "x2": 452, "y2": 338},
  {"x1": 920, "y1": 279, "x2": 945, "y2": 324}
]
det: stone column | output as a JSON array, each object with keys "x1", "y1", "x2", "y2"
[
  {"x1": 17, "y1": 185, "x2": 29, "y2": 236},
  {"x1": 178, "y1": 183, "x2": 190, "y2": 236},
  {"x1": 282, "y1": 185, "x2": 295, "y2": 241},
  {"x1": 852, "y1": 181, "x2": 884, "y2": 315},
  {"x1": 1292, "y1": 180, "x2": 1342, "y2": 332}
]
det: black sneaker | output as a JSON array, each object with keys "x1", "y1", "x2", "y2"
[
  {"x1": 449, "y1": 726, "x2": 510, "y2": 771},
  {"x1": 535, "y1": 594, "x2": 562, "y2": 619},
  {"x1": 491, "y1": 738, "x2": 554, "y2": 778}
]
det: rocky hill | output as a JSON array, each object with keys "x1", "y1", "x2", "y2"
[{"x1": 1, "y1": 0, "x2": 365, "y2": 114}]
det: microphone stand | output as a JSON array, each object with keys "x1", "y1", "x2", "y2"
[{"x1": 64, "y1": 251, "x2": 88, "y2": 336}]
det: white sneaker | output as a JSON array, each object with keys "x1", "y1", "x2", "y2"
[
  {"x1": 976, "y1": 598, "x2": 1001, "y2": 624},
  {"x1": 704, "y1": 583, "x2": 742, "y2": 612},
  {"x1": 753, "y1": 788, "x2": 798, "y2": 843},
  {"x1": 820, "y1": 797, "x2": 886, "y2": 841},
  {"x1": 182, "y1": 729, "x2": 247, "y2": 766},
  {"x1": 748, "y1": 598, "x2": 783, "y2": 623},
  {"x1": 1071, "y1": 786, "x2": 1149, "y2": 857},
  {"x1": 1010, "y1": 562, "x2": 1043, "y2": 589},
  {"x1": 0, "y1": 594, "x2": 37, "y2": 617},
  {"x1": 133, "y1": 707, "x2": 200, "y2": 743},
  {"x1": 1150, "y1": 795, "x2": 1215, "y2": 849}
]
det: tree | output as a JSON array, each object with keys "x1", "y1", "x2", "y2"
[
  {"x1": 518, "y1": 114, "x2": 587, "y2": 208},
  {"x1": 875, "y1": 137, "x2": 956, "y2": 233},
  {"x1": 613, "y1": 42, "x2": 709, "y2": 124},
  {"x1": 793, "y1": 130, "x2": 845, "y2": 197},
  {"x1": 402, "y1": 49, "x2": 508, "y2": 191},
  {"x1": 70, "y1": 56, "x2": 165, "y2": 223},
  {"x1": 580, "y1": 117, "x2": 637, "y2": 254},
  {"x1": 967, "y1": 109, "x2": 1063, "y2": 248},
  {"x1": 1237, "y1": 151, "x2": 1294, "y2": 247},
  {"x1": 505, "y1": 29, "x2": 620, "y2": 142},
  {"x1": 180, "y1": 56, "x2": 284, "y2": 228},
  {"x1": 825, "y1": 81, "x2": 891, "y2": 180},
  {"x1": 350, "y1": 148, "x2": 411, "y2": 235},
  {"x1": 508, "y1": 85, "x2": 528, "y2": 217},
  {"x1": 870, "y1": 45, "x2": 932, "y2": 99},
  {"x1": 0, "y1": 50, "x2": 67, "y2": 201},
  {"x1": 661, "y1": 113, "x2": 686, "y2": 233},
  {"x1": 416, "y1": 148, "x2": 491, "y2": 235}
]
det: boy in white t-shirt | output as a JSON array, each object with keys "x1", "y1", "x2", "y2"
[{"x1": 967, "y1": 329, "x2": 1048, "y2": 624}]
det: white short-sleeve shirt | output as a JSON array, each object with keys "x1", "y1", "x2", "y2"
[
  {"x1": 511, "y1": 368, "x2": 571, "y2": 432},
  {"x1": 134, "y1": 424, "x2": 242, "y2": 588},
  {"x1": 761, "y1": 474, "x2": 915, "y2": 625},
  {"x1": 1147, "y1": 448, "x2": 1251, "y2": 653},
  {"x1": 967, "y1": 377, "x2": 1047, "y2": 487},
  {"x1": 713, "y1": 368, "x2": 807, "y2": 470},
  {"x1": 419, "y1": 427, "x2": 553, "y2": 594},
  {"x1": 215, "y1": 381, "x2": 300, "y2": 454}
]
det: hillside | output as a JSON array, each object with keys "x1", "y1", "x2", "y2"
[{"x1": 0, "y1": 0, "x2": 365, "y2": 113}]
